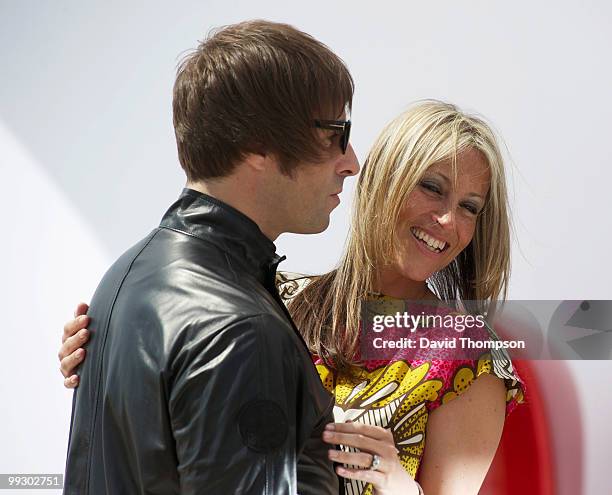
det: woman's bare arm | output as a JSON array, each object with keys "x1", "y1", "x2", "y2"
[{"x1": 418, "y1": 373, "x2": 506, "y2": 494}]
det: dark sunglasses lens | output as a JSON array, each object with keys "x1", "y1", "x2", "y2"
[{"x1": 341, "y1": 122, "x2": 351, "y2": 154}]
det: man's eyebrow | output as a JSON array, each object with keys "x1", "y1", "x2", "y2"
[{"x1": 430, "y1": 172, "x2": 486, "y2": 200}]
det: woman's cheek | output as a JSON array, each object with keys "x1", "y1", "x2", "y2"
[{"x1": 456, "y1": 217, "x2": 478, "y2": 246}]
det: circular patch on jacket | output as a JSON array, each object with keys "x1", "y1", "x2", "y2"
[{"x1": 238, "y1": 399, "x2": 288, "y2": 453}]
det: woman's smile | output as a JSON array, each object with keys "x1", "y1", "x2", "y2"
[{"x1": 410, "y1": 226, "x2": 450, "y2": 255}]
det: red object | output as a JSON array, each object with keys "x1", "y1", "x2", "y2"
[{"x1": 480, "y1": 359, "x2": 583, "y2": 494}]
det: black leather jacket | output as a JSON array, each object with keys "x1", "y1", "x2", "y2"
[{"x1": 63, "y1": 189, "x2": 338, "y2": 495}]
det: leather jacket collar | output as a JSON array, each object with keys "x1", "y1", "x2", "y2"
[{"x1": 160, "y1": 188, "x2": 285, "y2": 285}]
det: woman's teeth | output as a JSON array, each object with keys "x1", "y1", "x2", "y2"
[{"x1": 410, "y1": 227, "x2": 447, "y2": 253}]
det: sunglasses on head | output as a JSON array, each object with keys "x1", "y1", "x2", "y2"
[{"x1": 314, "y1": 119, "x2": 352, "y2": 154}]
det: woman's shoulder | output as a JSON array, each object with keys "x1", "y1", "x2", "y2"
[
  {"x1": 361, "y1": 297, "x2": 526, "y2": 416},
  {"x1": 422, "y1": 316, "x2": 525, "y2": 416},
  {"x1": 479, "y1": 319, "x2": 524, "y2": 384}
]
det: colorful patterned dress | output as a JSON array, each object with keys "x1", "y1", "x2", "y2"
[{"x1": 277, "y1": 272, "x2": 525, "y2": 495}]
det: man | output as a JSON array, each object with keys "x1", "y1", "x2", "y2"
[{"x1": 63, "y1": 20, "x2": 359, "y2": 494}]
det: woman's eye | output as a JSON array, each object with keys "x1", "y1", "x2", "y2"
[
  {"x1": 462, "y1": 203, "x2": 479, "y2": 215},
  {"x1": 421, "y1": 182, "x2": 441, "y2": 194}
]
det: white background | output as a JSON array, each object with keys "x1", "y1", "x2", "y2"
[{"x1": 0, "y1": 1, "x2": 610, "y2": 493}]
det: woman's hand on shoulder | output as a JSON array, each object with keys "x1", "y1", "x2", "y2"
[{"x1": 59, "y1": 302, "x2": 90, "y2": 388}]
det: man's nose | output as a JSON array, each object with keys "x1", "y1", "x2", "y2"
[{"x1": 338, "y1": 144, "x2": 360, "y2": 177}]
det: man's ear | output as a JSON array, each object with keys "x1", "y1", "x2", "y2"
[{"x1": 243, "y1": 151, "x2": 279, "y2": 173}]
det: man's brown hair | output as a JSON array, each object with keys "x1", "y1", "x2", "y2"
[{"x1": 172, "y1": 20, "x2": 354, "y2": 181}]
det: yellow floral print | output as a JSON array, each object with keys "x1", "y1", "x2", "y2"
[{"x1": 441, "y1": 354, "x2": 524, "y2": 405}]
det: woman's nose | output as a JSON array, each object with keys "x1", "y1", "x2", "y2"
[{"x1": 432, "y1": 209, "x2": 455, "y2": 228}]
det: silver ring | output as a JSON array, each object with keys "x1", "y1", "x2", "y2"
[{"x1": 369, "y1": 453, "x2": 381, "y2": 471}]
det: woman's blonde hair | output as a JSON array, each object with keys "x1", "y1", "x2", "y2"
[{"x1": 288, "y1": 100, "x2": 512, "y2": 369}]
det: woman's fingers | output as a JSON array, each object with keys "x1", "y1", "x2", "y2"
[
  {"x1": 63, "y1": 375, "x2": 80, "y2": 389},
  {"x1": 328, "y1": 448, "x2": 376, "y2": 470},
  {"x1": 62, "y1": 315, "x2": 90, "y2": 344},
  {"x1": 59, "y1": 327, "x2": 89, "y2": 360},
  {"x1": 323, "y1": 421, "x2": 419, "y2": 494},
  {"x1": 327, "y1": 421, "x2": 394, "y2": 443},
  {"x1": 334, "y1": 465, "x2": 386, "y2": 485},
  {"x1": 322, "y1": 423, "x2": 398, "y2": 459},
  {"x1": 73, "y1": 302, "x2": 89, "y2": 318},
  {"x1": 59, "y1": 305, "x2": 90, "y2": 387},
  {"x1": 59, "y1": 324, "x2": 90, "y2": 379},
  {"x1": 322, "y1": 429, "x2": 384, "y2": 457},
  {"x1": 60, "y1": 348, "x2": 86, "y2": 378}
]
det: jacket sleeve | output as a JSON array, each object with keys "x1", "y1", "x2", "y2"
[{"x1": 168, "y1": 313, "x2": 300, "y2": 495}]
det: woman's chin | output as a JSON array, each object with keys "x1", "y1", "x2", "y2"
[{"x1": 394, "y1": 267, "x2": 435, "y2": 287}]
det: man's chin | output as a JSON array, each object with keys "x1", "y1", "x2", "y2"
[{"x1": 291, "y1": 216, "x2": 330, "y2": 235}]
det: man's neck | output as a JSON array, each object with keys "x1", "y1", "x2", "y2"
[{"x1": 186, "y1": 179, "x2": 280, "y2": 241}]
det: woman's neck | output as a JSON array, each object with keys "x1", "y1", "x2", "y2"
[{"x1": 374, "y1": 267, "x2": 437, "y2": 300}]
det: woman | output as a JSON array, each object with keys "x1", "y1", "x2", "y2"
[{"x1": 59, "y1": 100, "x2": 524, "y2": 495}]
